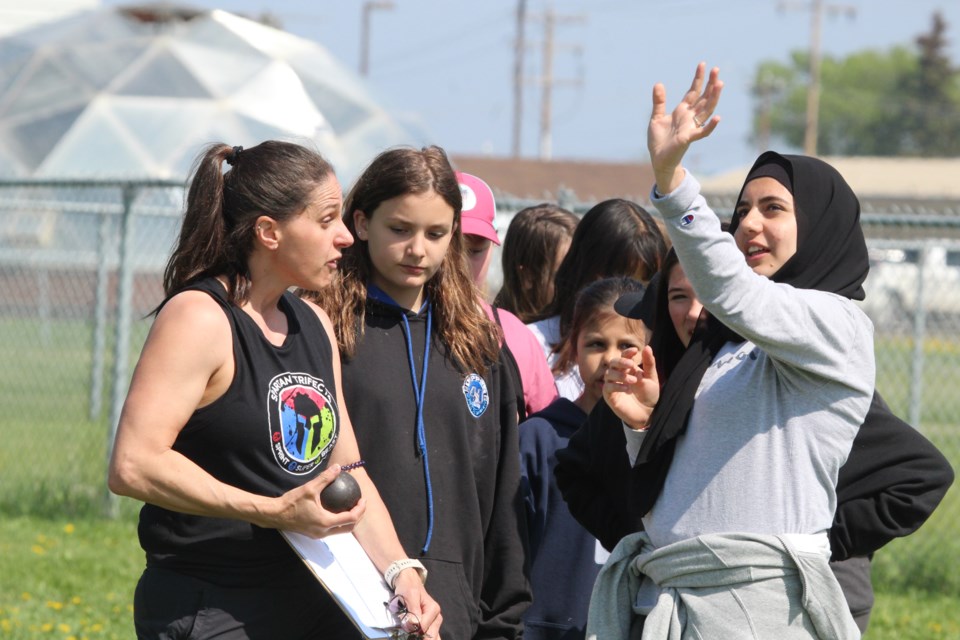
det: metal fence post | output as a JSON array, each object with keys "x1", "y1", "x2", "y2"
[
  {"x1": 104, "y1": 185, "x2": 137, "y2": 517},
  {"x1": 89, "y1": 212, "x2": 113, "y2": 421},
  {"x1": 908, "y1": 244, "x2": 929, "y2": 430}
]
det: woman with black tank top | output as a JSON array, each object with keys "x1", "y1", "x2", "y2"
[{"x1": 108, "y1": 141, "x2": 442, "y2": 639}]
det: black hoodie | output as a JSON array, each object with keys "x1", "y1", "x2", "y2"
[{"x1": 341, "y1": 296, "x2": 532, "y2": 640}]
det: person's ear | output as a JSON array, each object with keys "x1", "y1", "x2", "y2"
[
  {"x1": 353, "y1": 210, "x2": 369, "y2": 241},
  {"x1": 255, "y1": 216, "x2": 279, "y2": 250}
]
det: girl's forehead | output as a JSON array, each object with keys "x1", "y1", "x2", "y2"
[
  {"x1": 739, "y1": 176, "x2": 793, "y2": 204},
  {"x1": 375, "y1": 189, "x2": 453, "y2": 220},
  {"x1": 581, "y1": 311, "x2": 644, "y2": 334}
]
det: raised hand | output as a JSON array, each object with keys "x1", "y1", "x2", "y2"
[
  {"x1": 648, "y1": 62, "x2": 723, "y2": 194},
  {"x1": 603, "y1": 345, "x2": 659, "y2": 431}
]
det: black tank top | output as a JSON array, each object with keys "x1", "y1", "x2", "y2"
[{"x1": 138, "y1": 278, "x2": 340, "y2": 587}]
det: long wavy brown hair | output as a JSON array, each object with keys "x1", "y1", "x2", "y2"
[{"x1": 307, "y1": 146, "x2": 499, "y2": 374}]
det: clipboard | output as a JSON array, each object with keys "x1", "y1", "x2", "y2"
[{"x1": 282, "y1": 530, "x2": 402, "y2": 639}]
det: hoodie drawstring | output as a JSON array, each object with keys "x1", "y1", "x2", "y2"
[
  {"x1": 366, "y1": 284, "x2": 436, "y2": 555},
  {"x1": 399, "y1": 307, "x2": 435, "y2": 554}
]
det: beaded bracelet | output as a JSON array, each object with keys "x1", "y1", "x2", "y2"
[{"x1": 341, "y1": 460, "x2": 366, "y2": 472}]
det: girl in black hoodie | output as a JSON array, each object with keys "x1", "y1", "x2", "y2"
[{"x1": 308, "y1": 146, "x2": 531, "y2": 640}]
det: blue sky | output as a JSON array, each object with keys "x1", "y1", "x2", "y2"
[{"x1": 106, "y1": 0, "x2": 960, "y2": 175}]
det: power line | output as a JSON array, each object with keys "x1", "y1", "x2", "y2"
[{"x1": 512, "y1": 2, "x2": 584, "y2": 160}]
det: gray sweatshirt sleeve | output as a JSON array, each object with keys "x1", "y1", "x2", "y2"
[{"x1": 650, "y1": 172, "x2": 874, "y2": 395}]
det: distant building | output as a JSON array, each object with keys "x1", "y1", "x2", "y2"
[
  {"x1": 699, "y1": 156, "x2": 960, "y2": 240},
  {"x1": 699, "y1": 156, "x2": 960, "y2": 201},
  {"x1": 0, "y1": 3, "x2": 426, "y2": 184},
  {"x1": 451, "y1": 155, "x2": 656, "y2": 211}
]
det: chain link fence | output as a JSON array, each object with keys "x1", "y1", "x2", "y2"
[{"x1": 2, "y1": 180, "x2": 958, "y2": 592}]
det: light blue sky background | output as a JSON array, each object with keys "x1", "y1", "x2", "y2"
[{"x1": 106, "y1": 0, "x2": 960, "y2": 175}]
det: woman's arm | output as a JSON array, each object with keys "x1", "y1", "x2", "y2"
[
  {"x1": 306, "y1": 300, "x2": 443, "y2": 638},
  {"x1": 108, "y1": 291, "x2": 361, "y2": 536}
]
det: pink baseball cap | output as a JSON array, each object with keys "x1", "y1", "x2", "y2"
[{"x1": 456, "y1": 171, "x2": 500, "y2": 245}]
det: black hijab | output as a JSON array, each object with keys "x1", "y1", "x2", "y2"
[{"x1": 630, "y1": 151, "x2": 870, "y2": 516}]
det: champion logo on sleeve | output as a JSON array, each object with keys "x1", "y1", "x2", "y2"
[{"x1": 680, "y1": 214, "x2": 695, "y2": 227}]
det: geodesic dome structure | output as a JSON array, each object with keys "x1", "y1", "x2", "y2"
[{"x1": 0, "y1": 3, "x2": 427, "y2": 184}]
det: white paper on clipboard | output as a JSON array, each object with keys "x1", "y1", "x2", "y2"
[{"x1": 282, "y1": 530, "x2": 398, "y2": 639}]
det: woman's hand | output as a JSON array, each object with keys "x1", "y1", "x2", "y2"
[
  {"x1": 603, "y1": 346, "x2": 659, "y2": 431},
  {"x1": 648, "y1": 62, "x2": 724, "y2": 195},
  {"x1": 270, "y1": 465, "x2": 366, "y2": 537},
  {"x1": 393, "y1": 570, "x2": 443, "y2": 639}
]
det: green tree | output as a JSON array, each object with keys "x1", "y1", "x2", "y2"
[
  {"x1": 894, "y1": 12, "x2": 960, "y2": 155},
  {"x1": 751, "y1": 12, "x2": 960, "y2": 156}
]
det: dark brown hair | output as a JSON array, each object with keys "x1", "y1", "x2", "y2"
[
  {"x1": 538, "y1": 198, "x2": 667, "y2": 353},
  {"x1": 308, "y1": 146, "x2": 499, "y2": 373},
  {"x1": 493, "y1": 203, "x2": 578, "y2": 323},
  {"x1": 648, "y1": 248, "x2": 691, "y2": 381},
  {"x1": 163, "y1": 140, "x2": 334, "y2": 305},
  {"x1": 553, "y1": 276, "x2": 648, "y2": 376}
]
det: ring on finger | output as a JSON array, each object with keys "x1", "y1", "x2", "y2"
[{"x1": 693, "y1": 115, "x2": 704, "y2": 127}]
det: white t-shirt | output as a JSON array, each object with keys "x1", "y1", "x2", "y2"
[{"x1": 526, "y1": 315, "x2": 584, "y2": 401}]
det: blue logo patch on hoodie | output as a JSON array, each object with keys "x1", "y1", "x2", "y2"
[
  {"x1": 462, "y1": 373, "x2": 489, "y2": 417},
  {"x1": 680, "y1": 213, "x2": 695, "y2": 227}
]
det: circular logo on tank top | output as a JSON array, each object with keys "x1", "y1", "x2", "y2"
[
  {"x1": 462, "y1": 373, "x2": 489, "y2": 418},
  {"x1": 267, "y1": 372, "x2": 338, "y2": 475}
]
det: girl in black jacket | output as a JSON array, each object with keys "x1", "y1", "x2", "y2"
[{"x1": 308, "y1": 146, "x2": 531, "y2": 640}]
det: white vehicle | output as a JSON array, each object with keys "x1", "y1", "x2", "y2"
[{"x1": 859, "y1": 242, "x2": 960, "y2": 329}]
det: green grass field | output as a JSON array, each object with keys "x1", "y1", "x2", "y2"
[
  {"x1": 1, "y1": 318, "x2": 958, "y2": 637},
  {"x1": 0, "y1": 513, "x2": 958, "y2": 639}
]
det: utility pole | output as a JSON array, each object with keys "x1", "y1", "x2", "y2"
[
  {"x1": 533, "y1": 4, "x2": 584, "y2": 160},
  {"x1": 539, "y1": 8, "x2": 555, "y2": 160},
  {"x1": 779, "y1": 0, "x2": 855, "y2": 155},
  {"x1": 511, "y1": 0, "x2": 527, "y2": 157},
  {"x1": 753, "y1": 68, "x2": 787, "y2": 152},
  {"x1": 359, "y1": 1, "x2": 394, "y2": 77}
]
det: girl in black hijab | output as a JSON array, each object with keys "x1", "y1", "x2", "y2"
[{"x1": 586, "y1": 64, "x2": 877, "y2": 640}]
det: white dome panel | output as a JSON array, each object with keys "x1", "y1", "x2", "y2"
[
  {"x1": 103, "y1": 96, "x2": 220, "y2": 167},
  {"x1": 0, "y1": 54, "x2": 91, "y2": 119},
  {"x1": 38, "y1": 102, "x2": 154, "y2": 177},
  {"x1": 113, "y1": 48, "x2": 212, "y2": 99},
  {"x1": 0, "y1": 6, "x2": 430, "y2": 182},
  {"x1": 169, "y1": 39, "x2": 270, "y2": 98},
  {"x1": 211, "y1": 10, "x2": 316, "y2": 61},
  {"x1": 228, "y1": 60, "x2": 325, "y2": 136}
]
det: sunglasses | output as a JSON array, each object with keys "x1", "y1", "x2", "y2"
[{"x1": 384, "y1": 594, "x2": 431, "y2": 640}]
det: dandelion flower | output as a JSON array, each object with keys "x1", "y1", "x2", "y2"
[
  {"x1": 31, "y1": 545, "x2": 45, "y2": 555},
  {"x1": 64, "y1": 524, "x2": 75, "y2": 535},
  {"x1": 46, "y1": 601, "x2": 63, "y2": 611},
  {"x1": 58, "y1": 623, "x2": 70, "y2": 632}
]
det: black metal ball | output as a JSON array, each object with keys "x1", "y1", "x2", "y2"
[{"x1": 320, "y1": 472, "x2": 361, "y2": 513}]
